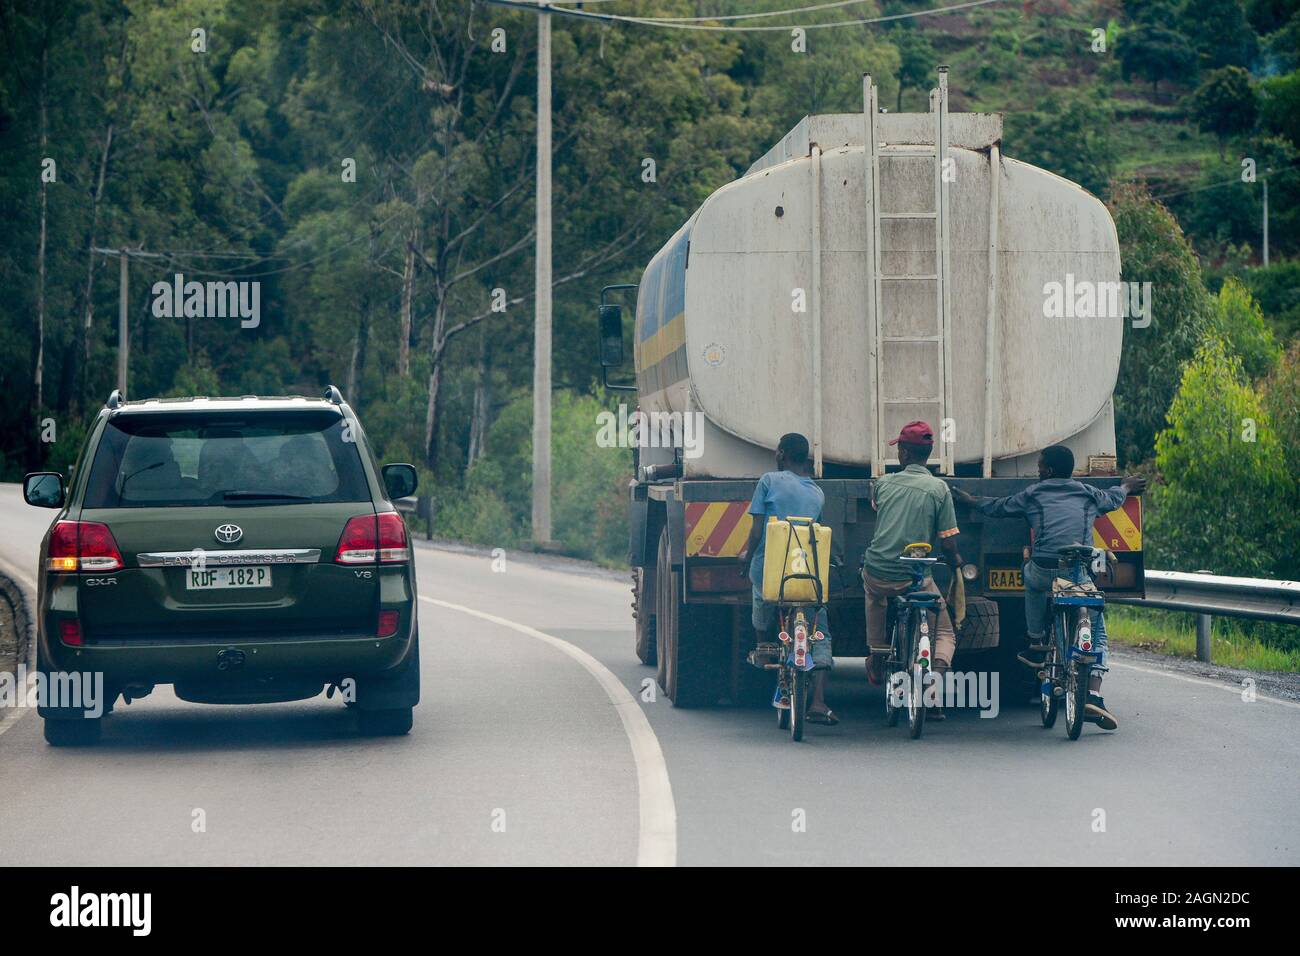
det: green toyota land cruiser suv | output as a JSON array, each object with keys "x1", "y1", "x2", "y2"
[{"x1": 23, "y1": 387, "x2": 421, "y2": 746}]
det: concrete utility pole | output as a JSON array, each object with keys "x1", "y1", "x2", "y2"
[
  {"x1": 118, "y1": 250, "x2": 129, "y2": 395},
  {"x1": 1262, "y1": 176, "x2": 1269, "y2": 267},
  {"x1": 93, "y1": 246, "x2": 152, "y2": 397},
  {"x1": 531, "y1": 1, "x2": 553, "y2": 546}
]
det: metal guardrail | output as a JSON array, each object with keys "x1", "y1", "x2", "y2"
[
  {"x1": 1109, "y1": 570, "x2": 1300, "y2": 663},
  {"x1": 395, "y1": 495, "x2": 434, "y2": 541},
  {"x1": 1112, "y1": 571, "x2": 1300, "y2": 624}
]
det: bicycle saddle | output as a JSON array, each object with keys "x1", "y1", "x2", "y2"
[{"x1": 1058, "y1": 545, "x2": 1096, "y2": 562}]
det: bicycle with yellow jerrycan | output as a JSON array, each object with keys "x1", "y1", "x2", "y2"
[{"x1": 746, "y1": 516, "x2": 832, "y2": 742}]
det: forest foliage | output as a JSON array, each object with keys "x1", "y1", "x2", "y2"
[{"x1": 1, "y1": 0, "x2": 1298, "y2": 582}]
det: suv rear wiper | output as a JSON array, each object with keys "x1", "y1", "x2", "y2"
[
  {"x1": 120, "y1": 460, "x2": 165, "y2": 492},
  {"x1": 220, "y1": 491, "x2": 312, "y2": 501}
]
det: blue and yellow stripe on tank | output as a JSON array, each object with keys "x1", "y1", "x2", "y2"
[{"x1": 636, "y1": 220, "x2": 692, "y2": 397}]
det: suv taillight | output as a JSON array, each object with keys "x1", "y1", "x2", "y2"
[
  {"x1": 47, "y1": 520, "x2": 124, "y2": 573},
  {"x1": 335, "y1": 513, "x2": 409, "y2": 564},
  {"x1": 376, "y1": 512, "x2": 408, "y2": 563}
]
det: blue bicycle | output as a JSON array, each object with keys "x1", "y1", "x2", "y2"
[
  {"x1": 1039, "y1": 545, "x2": 1106, "y2": 740},
  {"x1": 883, "y1": 543, "x2": 939, "y2": 739}
]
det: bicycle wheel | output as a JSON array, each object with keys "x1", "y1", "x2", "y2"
[
  {"x1": 905, "y1": 613, "x2": 926, "y2": 740},
  {"x1": 1040, "y1": 642, "x2": 1060, "y2": 728},
  {"x1": 1065, "y1": 661, "x2": 1089, "y2": 740},
  {"x1": 1064, "y1": 609, "x2": 1090, "y2": 740},
  {"x1": 775, "y1": 657, "x2": 791, "y2": 729},
  {"x1": 885, "y1": 606, "x2": 903, "y2": 727},
  {"x1": 790, "y1": 669, "x2": 809, "y2": 742},
  {"x1": 1060, "y1": 608, "x2": 1092, "y2": 738},
  {"x1": 1040, "y1": 608, "x2": 1061, "y2": 728}
]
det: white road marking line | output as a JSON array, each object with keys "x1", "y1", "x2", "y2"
[
  {"x1": 421, "y1": 595, "x2": 677, "y2": 867},
  {"x1": 0, "y1": 553, "x2": 37, "y2": 592},
  {"x1": 0, "y1": 706, "x2": 26, "y2": 739},
  {"x1": 1109, "y1": 659, "x2": 1300, "y2": 710}
]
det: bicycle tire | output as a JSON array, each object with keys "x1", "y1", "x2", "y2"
[
  {"x1": 885, "y1": 604, "x2": 904, "y2": 726},
  {"x1": 906, "y1": 611, "x2": 926, "y2": 739},
  {"x1": 790, "y1": 669, "x2": 809, "y2": 742}
]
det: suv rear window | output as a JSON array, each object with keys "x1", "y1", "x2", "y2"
[{"x1": 83, "y1": 410, "x2": 371, "y2": 508}]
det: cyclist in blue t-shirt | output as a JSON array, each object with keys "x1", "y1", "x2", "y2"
[{"x1": 738, "y1": 434, "x2": 835, "y2": 724}]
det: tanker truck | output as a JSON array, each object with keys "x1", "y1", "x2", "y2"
[{"x1": 594, "y1": 70, "x2": 1145, "y2": 706}]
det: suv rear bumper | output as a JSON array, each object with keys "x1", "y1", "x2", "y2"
[{"x1": 38, "y1": 618, "x2": 416, "y2": 706}]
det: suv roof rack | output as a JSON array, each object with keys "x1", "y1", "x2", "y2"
[
  {"x1": 106, "y1": 389, "x2": 124, "y2": 409},
  {"x1": 323, "y1": 385, "x2": 344, "y2": 405}
]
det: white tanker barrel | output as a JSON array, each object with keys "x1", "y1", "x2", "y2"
[{"x1": 633, "y1": 104, "x2": 1123, "y2": 478}]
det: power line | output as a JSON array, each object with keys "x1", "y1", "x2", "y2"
[
  {"x1": 482, "y1": 0, "x2": 1011, "y2": 31},
  {"x1": 581, "y1": 0, "x2": 963, "y2": 24},
  {"x1": 1144, "y1": 161, "x2": 1300, "y2": 202}
]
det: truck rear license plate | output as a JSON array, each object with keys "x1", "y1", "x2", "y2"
[
  {"x1": 987, "y1": 568, "x2": 1023, "y2": 590},
  {"x1": 186, "y1": 566, "x2": 272, "y2": 590}
]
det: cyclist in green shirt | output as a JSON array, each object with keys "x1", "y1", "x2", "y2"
[{"x1": 862, "y1": 422, "x2": 963, "y2": 717}]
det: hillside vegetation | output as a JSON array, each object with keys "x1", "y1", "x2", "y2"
[{"x1": 1, "y1": 1, "x2": 1297, "y2": 622}]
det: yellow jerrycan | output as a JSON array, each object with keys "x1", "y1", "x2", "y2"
[{"x1": 761, "y1": 516, "x2": 831, "y2": 603}]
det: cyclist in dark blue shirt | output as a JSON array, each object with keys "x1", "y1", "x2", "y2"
[{"x1": 955, "y1": 445, "x2": 1147, "y2": 730}]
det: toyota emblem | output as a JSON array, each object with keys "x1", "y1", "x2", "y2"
[{"x1": 214, "y1": 524, "x2": 243, "y2": 544}]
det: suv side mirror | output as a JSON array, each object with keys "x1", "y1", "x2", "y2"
[
  {"x1": 24, "y1": 471, "x2": 65, "y2": 509},
  {"x1": 382, "y1": 463, "x2": 418, "y2": 500},
  {"x1": 598, "y1": 304, "x2": 624, "y2": 368}
]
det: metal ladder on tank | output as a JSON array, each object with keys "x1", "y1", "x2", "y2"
[{"x1": 864, "y1": 68, "x2": 954, "y2": 476}]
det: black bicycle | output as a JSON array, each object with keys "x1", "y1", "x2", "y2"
[{"x1": 882, "y1": 542, "x2": 940, "y2": 740}]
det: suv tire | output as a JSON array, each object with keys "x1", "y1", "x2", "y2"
[
  {"x1": 357, "y1": 707, "x2": 413, "y2": 736},
  {"x1": 43, "y1": 716, "x2": 103, "y2": 747}
]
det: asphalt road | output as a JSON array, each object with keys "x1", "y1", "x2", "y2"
[{"x1": 0, "y1": 483, "x2": 1297, "y2": 866}]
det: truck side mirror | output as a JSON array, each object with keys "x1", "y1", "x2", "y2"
[{"x1": 598, "y1": 304, "x2": 624, "y2": 368}]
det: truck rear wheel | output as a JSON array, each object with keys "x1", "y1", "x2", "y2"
[
  {"x1": 958, "y1": 596, "x2": 999, "y2": 651},
  {"x1": 633, "y1": 567, "x2": 657, "y2": 667},
  {"x1": 993, "y1": 597, "x2": 1037, "y2": 707},
  {"x1": 654, "y1": 528, "x2": 724, "y2": 707}
]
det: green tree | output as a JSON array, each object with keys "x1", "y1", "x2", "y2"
[
  {"x1": 743, "y1": 14, "x2": 899, "y2": 142},
  {"x1": 1004, "y1": 89, "x2": 1117, "y2": 196},
  {"x1": 1258, "y1": 70, "x2": 1300, "y2": 148},
  {"x1": 1188, "y1": 67, "x2": 1259, "y2": 159},
  {"x1": 1258, "y1": 11, "x2": 1300, "y2": 72},
  {"x1": 436, "y1": 390, "x2": 630, "y2": 562},
  {"x1": 1240, "y1": 260, "x2": 1300, "y2": 340},
  {"x1": 1110, "y1": 184, "x2": 1216, "y2": 464},
  {"x1": 1182, "y1": 0, "x2": 1258, "y2": 70},
  {"x1": 1207, "y1": 277, "x2": 1281, "y2": 379},
  {"x1": 1260, "y1": 341, "x2": 1300, "y2": 578},
  {"x1": 893, "y1": 28, "x2": 936, "y2": 113},
  {"x1": 1147, "y1": 337, "x2": 1290, "y2": 576},
  {"x1": 1118, "y1": 22, "x2": 1196, "y2": 97},
  {"x1": 167, "y1": 351, "x2": 221, "y2": 397}
]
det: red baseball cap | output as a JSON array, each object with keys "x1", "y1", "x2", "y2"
[{"x1": 887, "y1": 420, "x2": 935, "y2": 446}]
